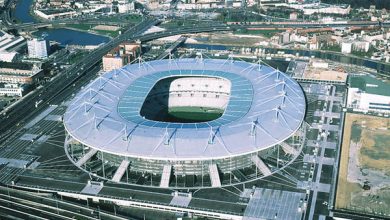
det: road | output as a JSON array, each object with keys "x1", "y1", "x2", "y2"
[
  {"x1": 3, "y1": 13, "x2": 390, "y2": 144},
  {"x1": 11, "y1": 18, "x2": 390, "y2": 31},
  {"x1": 0, "y1": 17, "x2": 159, "y2": 144},
  {"x1": 0, "y1": 185, "x2": 129, "y2": 219},
  {"x1": 2, "y1": 16, "x2": 389, "y2": 144}
]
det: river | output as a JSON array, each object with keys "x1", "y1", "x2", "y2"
[
  {"x1": 13, "y1": 0, "x2": 35, "y2": 23},
  {"x1": 184, "y1": 43, "x2": 390, "y2": 75},
  {"x1": 14, "y1": 0, "x2": 109, "y2": 46}
]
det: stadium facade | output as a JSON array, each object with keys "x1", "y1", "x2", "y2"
[{"x1": 63, "y1": 58, "x2": 307, "y2": 189}]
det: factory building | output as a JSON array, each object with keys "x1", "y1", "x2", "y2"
[
  {"x1": 102, "y1": 42, "x2": 140, "y2": 72},
  {"x1": 347, "y1": 75, "x2": 390, "y2": 114},
  {"x1": 27, "y1": 38, "x2": 50, "y2": 59}
]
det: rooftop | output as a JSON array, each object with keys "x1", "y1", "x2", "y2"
[
  {"x1": 63, "y1": 58, "x2": 306, "y2": 160},
  {"x1": 0, "y1": 62, "x2": 34, "y2": 70},
  {"x1": 349, "y1": 75, "x2": 390, "y2": 96}
]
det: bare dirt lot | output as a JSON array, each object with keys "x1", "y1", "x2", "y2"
[{"x1": 336, "y1": 113, "x2": 390, "y2": 217}]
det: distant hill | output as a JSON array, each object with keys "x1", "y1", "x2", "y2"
[{"x1": 322, "y1": 0, "x2": 390, "y2": 9}]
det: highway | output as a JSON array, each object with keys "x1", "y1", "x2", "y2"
[
  {"x1": 0, "y1": 17, "x2": 159, "y2": 143},
  {"x1": 10, "y1": 18, "x2": 390, "y2": 31},
  {"x1": 0, "y1": 186, "x2": 129, "y2": 219},
  {"x1": 1, "y1": 0, "x2": 16, "y2": 26},
  {"x1": 1, "y1": 16, "x2": 388, "y2": 144},
  {"x1": 3, "y1": 11, "x2": 390, "y2": 141}
]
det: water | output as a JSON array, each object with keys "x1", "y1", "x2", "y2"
[
  {"x1": 33, "y1": 28, "x2": 110, "y2": 46},
  {"x1": 185, "y1": 43, "x2": 228, "y2": 51},
  {"x1": 185, "y1": 43, "x2": 390, "y2": 76},
  {"x1": 14, "y1": 0, "x2": 35, "y2": 23},
  {"x1": 184, "y1": 43, "x2": 289, "y2": 71},
  {"x1": 263, "y1": 48, "x2": 390, "y2": 75},
  {"x1": 14, "y1": 0, "x2": 109, "y2": 46}
]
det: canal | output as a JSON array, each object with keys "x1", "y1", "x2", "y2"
[
  {"x1": 184, "y1": 43, "x2": 390, "y2": 76},
  {"x1": 13, "y1": 0, "x2": 35, "y2": 23},
  {"x1": 14, "y1": 0, "x2": 109, "y2": 46},
  {"x1": 12, "y1": 0, "x2": 390, "y2": 73}
]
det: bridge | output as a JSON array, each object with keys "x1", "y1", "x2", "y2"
[
  {"x1": 0, "y1": 17, "x2": 160, "y2": 141},
  {"x1": 156, "y1": 36, "x2": 187, "y2": 60},
  {"x1": 9, "y1": 23, "x2": 52, "y2": 31},
  {"x1": 6, "y1": 18, "x2": 390, "y2": 32},
  {"x1": 2, "y1": 16, "x2": 390, "y2": 142}
]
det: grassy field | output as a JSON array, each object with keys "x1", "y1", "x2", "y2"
[
  {"x1": 68, "y1": 51, "x2": 88, "y2": 64},
  {"x1": 66, "y1": 24, "x2": 92, "y2": 31},
  {"x1": 64, "y1": 24, "x2": 120, "y2": 38},
  {"x1": 359, "y1": 117, "x2": 390, "y2": 175},
  {"x1": 93, "y1": 29, "x2": 120, "y2": 38},
  {"x1": 168, "y1": 106, "x2": 223, "y2": 122},
  {"x1": 234, "y1": 29, "x2": 284, "y2": 38},
  {"x1": 103, "y1": 14, "x2": 142, "y2": 23},
  {"x1": 336, "y1": 113, "x2": 390, "y2": 216}
]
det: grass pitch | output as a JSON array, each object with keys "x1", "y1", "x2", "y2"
[{"x1": 168, "y1": 106, "x2": 223, "y2": 122}]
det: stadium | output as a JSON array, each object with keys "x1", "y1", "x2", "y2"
[{"x1": 63, "y1": 58, "x2": 307, "y2": 189}]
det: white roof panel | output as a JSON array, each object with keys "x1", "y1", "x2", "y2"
[{"x1": 64, "y1": 59, "x2": 306, "y2": 160}]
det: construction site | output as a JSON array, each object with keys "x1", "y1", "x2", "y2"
[{"x1": 336, "y1": 113, "x2": 390, "y2": 218}]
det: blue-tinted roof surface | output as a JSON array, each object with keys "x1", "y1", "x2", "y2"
[
  {"x1": 117, "y1": 70, "x2": 253, "y2": 128},
  {"x1": 63, "y1": 59, "x2": 306, "y2": 160}
]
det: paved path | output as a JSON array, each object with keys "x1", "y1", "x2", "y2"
[{"x1": 308, "y1": 85, "x2": 340, "y2": 219}]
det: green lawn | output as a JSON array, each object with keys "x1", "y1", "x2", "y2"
[
  {"x1": 93, "y1": 29, "x2": 120, "y2": 38},
  {"x1": 322, "y1": 44, "x2": 341, "y2": 52},
  {"x1": 361, "y1": 133, "x2": 390, "y2": 160},
  {"x1": 69, "y1": 51, "x2": 88, "y2": 64},
  {"x1": 64, "y1": 24, "x2": 120, "y2": 38},
  {"x1": 66, "y1": 24, "x2": 93, "y2": 31},
  {"x1": 168, "y1": 106, "x2": 223, "y2": 122},
  {"x1": 351, "y1": 123, "x2": 362, "y2": 142},
  {"x1": 234, "y1": 29, "x2": 283, "y2": 38},
  {"x1": 102, "y1": 14, "x2": 142, "y2": 23}
]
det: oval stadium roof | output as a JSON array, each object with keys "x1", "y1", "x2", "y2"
[{"x1": 63, "y1": 58, "x2": 306, "y2": 160}]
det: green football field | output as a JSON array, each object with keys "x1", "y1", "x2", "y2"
[{"x1": 168, "y1": 106, "x2": 223, "y2": 122}]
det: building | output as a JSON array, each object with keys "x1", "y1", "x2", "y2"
[
  {"x1": 175, "y1": 0, "x2": 247, "y2": 9},
  {"x1": 102, "y1": 42, "x2": 140, "y2": 72},
  {"x1": 258, "y1": 0, "x2": 286, "y2": 7},
  {"x1": 34, "y1": 9, "x2": 77, "y2": 20},
  {"x1": 177, "y1": 1, "x2": 225, "y2": 10},
  {"x1": 308, "y1": 38, "x2": 318, "y2": 50},
  {"x1": 341, "y1": 41, "x2": 352, "y2": 54},
  {"x1": 369, "y1": 5, "x2": 376, "y2": 13},
  {"x1": 287, "y1": 3, "x2": 351, "y2": 15},
  {"x1": 286, "y1": 60, "x2": 347, "y2": 84},
  {"x1": 0, "y1": 51, "x2": 18, "y2": 62},
  {"x1": 353, "y1": 40, "x2": 370, "y2": 52},
  {"x1": 303, "y1": 4, "x2": 350, "y2": 15},
  {"x1": 63, "y1": 58, "x2": 306, "y2": 189},
  {"x1": 117, "y1": 0, "x2": 135, "y2": 13},
  {"x1": 0, "y1": 62, "x2": 44, "y2": 84},
  {"x1": 278, "y1": 32, "x2": 290, "y2": 44},
  {"x1": 289, "y1": 12, "x2": 298, "y2": 20},
  {"x1": 290, "y1": 32, "x2": 308, "y2": 44},
  {"x1": 347, "y1": 75, "x2": 390, "y2": 114},
  {"x1": 0, "y1": 83, "x2": 30, "y2": 97},
  {"x1": 363, "y1": 32, "x2": 384, "y2": 44},
  {"x1": 27, "y1": 38, "x2": 50, "y2": 59},
  {"x1": 0, "y1": 30, "x2": 26, "y2": 52}
]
